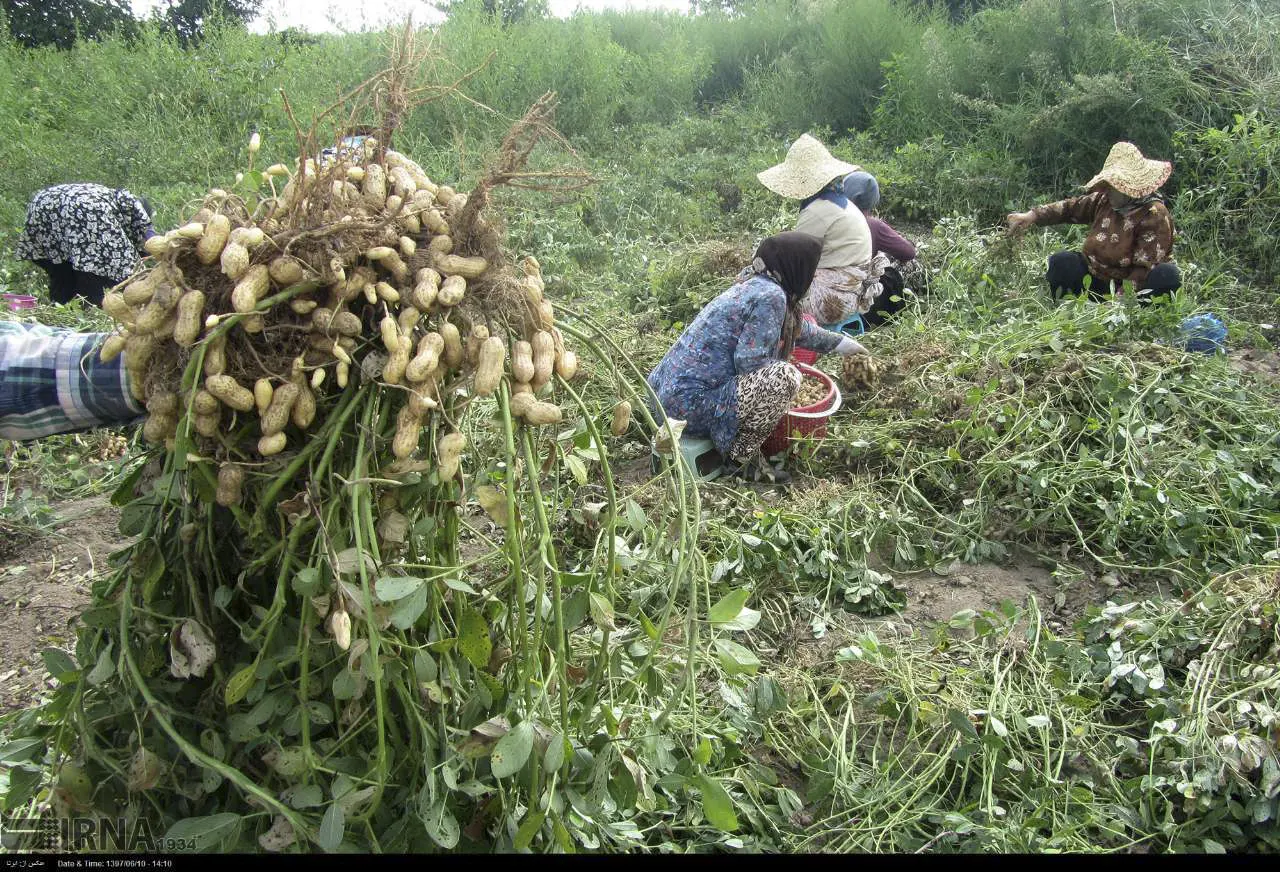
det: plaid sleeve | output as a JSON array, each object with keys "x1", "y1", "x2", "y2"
[{"x1": 0, "y1": 322, "x2": 144, "y2": 441}]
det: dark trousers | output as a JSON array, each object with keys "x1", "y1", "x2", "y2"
[
  {"x1": 861, "y1": 266, "x2": 908, "y2": 329},
  {"x1": 34, "y1": 260, "x2": 113, "y2": 308},
  {"x1": 1046, "y1": 251, "x2": 1181, "y2": 305}
]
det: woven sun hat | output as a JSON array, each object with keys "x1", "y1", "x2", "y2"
[
  {"x1": 1083, "y1": 142, "x2": 1173, "y2": 198},
  {"x1": 757, "y1": 134, "x2": 861, "y2": 200}
]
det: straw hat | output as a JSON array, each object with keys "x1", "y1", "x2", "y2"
[
  {"x1": 1083, "y1": 142, "x2": 1172, "y2": 198},
  {"x1": 758, "y1": 134, "x2": 860, "y2": 200}
]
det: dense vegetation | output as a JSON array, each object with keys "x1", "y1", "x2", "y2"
[{"x1": 0, "y1": 0, "x2": 1277, "y2": 854}]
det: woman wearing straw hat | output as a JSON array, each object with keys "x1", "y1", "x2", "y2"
[
  {"x1": 1006, "y1": 142, "x2": 1180, "y2": 304},
  {"x1": 647, "y1": 232, "x2": 870, "y2": 484},
  {"x1": 758, "y1": 135, "x2": 893, "y2": 331}
]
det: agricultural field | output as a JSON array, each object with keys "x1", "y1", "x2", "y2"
[{"x1": 0, "y1": 0, "x2": 1278, "y2": 855}]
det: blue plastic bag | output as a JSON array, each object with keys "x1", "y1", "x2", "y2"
[{"x1": 1177, "y1": 314, "x2": 1227, "y2": 355}]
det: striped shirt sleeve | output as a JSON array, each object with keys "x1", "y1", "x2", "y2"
[{"x1": 0, "y1": 321, "x2": 143, "y2": 441}]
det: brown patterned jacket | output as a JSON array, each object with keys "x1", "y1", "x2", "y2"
[{"x1": 1031, "y1": 191, "x2": 1175, "y2": 285}]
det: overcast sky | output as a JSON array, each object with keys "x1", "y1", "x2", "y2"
[{"x1": 130, "y1": 0, "x2": 692, "y2": 33}]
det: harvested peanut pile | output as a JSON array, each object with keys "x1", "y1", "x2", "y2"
[
  {"x1": 841, "y1": 354, "x2": 881, "y2": 391},
  {"x1": 109, "y1": 134, "x2": 572, "y2": 469},
  {"x1": 794, "y1": 374, "x2": 829, "y2": 408}
]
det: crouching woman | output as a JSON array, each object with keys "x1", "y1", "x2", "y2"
[
  {"x1": 1006, "y1": 142, "x2": 1180, "y2": 304},
  {"x1": 647, "y1": 232, "x2": 869, "y2": 484}
]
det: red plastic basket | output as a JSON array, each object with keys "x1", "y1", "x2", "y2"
[
  {"x1": 761, "y1": 362, "x2": 842, "y2": 457},
  {"x1": 789, "y1": 314, "x2": 819, "y2": 366}
]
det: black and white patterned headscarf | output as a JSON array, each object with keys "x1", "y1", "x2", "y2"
[{"x1": 15, "y1": 183, "x2": 153, "y2": 284}]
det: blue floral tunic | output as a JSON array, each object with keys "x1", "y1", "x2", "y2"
[{"x1": 647, "y1": 275, "x2": 844, "y2": 454}]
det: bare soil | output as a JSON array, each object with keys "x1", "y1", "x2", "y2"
[
  {"x1": 0, "y1": 495, "x2": 129, "y2": 715},
  {"x1": 774, "y1": 552, "x2": 1168, "y2": 678},
  {"x1": 878, "y1": 554, "x2": 1163, "y2": 636},
  {"x1": 1230, "y1": 347, "x2": 1280, "y2": 382},
  {"x1": 895, "y1": 559, "x2": 1058, "y2": 626}
]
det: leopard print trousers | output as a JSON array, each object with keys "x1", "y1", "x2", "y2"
[{"x1": 730, "y1": 361, "x2": 802, "y2": 461}]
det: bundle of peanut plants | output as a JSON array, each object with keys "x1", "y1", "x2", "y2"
[{"x1": 2, "y1": 35, "x2": 722, "y2": 854}]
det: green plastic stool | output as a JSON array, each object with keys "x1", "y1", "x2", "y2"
[{"x1": 650, "y1": 435, "x2": 723, "y2": 481}]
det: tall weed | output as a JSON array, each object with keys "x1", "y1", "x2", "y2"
[
  {"x1": 745, "y1": 0, "x2": 929, "y2": 132},
  {"x1": 0, "y1": 22, "x2": 379, "y2": 231},
  {"x1": 1173, "y1": 111, "x2": 1280, "y2": 285}
]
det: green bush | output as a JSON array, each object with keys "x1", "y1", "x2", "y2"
[
  {"x1": 872, "y1": 0, "x2": 1195, "y2": 195},
  {"x1": 1173, "y1": 111, "x2": 1280, "y2": 285},
  {"x1": 687, "y1": 1, "x2": 804, "y2": 106},
  {"x1": 868, "y1": 135, "x2": 1030, "y2": 223},
  {"x1": 0, "y1": 22, "x2": 379, "y2": 233},
  {"x1": 1, "y1": 0, "x2": 1277, "y2": 291},
  {"x1": 745, "y1": 0, "x2": 929, "y2": 133},
  {"x1": 420, "y1": 6, "x2": 709, "y2": 143}
]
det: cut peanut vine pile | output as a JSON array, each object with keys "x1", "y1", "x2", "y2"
[{"x1": 4, "y1": 76, "x2": 718, "y2": 853}]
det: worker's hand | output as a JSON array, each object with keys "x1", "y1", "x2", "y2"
[
  {"x1": 1006, "y1": 211, "x2": 1036, "y2": 235},
  {"x1": 836, "y1": 336, "x2": 869, "y2": 357}
]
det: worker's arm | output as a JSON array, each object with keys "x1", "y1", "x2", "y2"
[
  {"x1": 868, "y1": 216, "x2": 917, "y2": 262},
  {"x1": 1008, "y1": 192, "x2": 1105, "y2": 233},
  {"x1": 0, "y1": 322, "x2": 143, "y2": 441}
]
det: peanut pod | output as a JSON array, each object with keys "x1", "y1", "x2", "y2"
[
  {"x1": 406, "y1": 332, "x2": 444, "y2": 384},
  {"x1": 260, "y1": 382, "x2": 299, "y2": 437},
  {"x1": 99, "y1": 334, "x2": 127, "y2": 364},
  {"x1": 268, "y1": 257, "x2": 306, "y2": 287},
  {"x1": 531, "y1": 331, "x2": 555, "y2": 387},
  {"x1": 523, "y1": 401, "x2": 563, "y2": 427},
  {"x1": 143, "y1": 413, "x2": 176, "y2": 445},
  {"x1": 440, "y1": 322, "x2": 463, "y2": 370},
  {"x1": 511, "y1": 341, "x2": 535, "y2": 383},
  {"x1": 362, "y1": 163, "x2": 387, "y2": 207},
  {"x1": 204, "y1": 335, "x2": 227, "y2": 377},
  {"x1": 555, "y1": 349, "x2": 579, "y2": 381},
  {"x1": 254, "y1": 378, "x2": 274, "y2": 414},
  {"x1": 206, "y1": 375, "x2": 256, "y2": 413},
  {"x1": 437, "y1": 275, "x2": 466, "y2": 308},
  {"x1": 196, "y1": 215, "x2": 231, "y2": 265},
  {"x1": 216, "y1": 464, "x2": 244, "y2": 508},
  {"x1": 232, "y1": 264, "x2": 270, "y2": 313},
  {"x1": 474, "y1": 336, "x2": 506, "y2": 398},
  {"x1": 434, "y1": 253, "x2": 488, "y2": 280},
  {"x1": 220, "y1": 242, "x2": 250, "y2": 281},
  {"x1": 173, "y1": 290, "x2": 206, "y2": 348},
  {"x1": 466, "y1": 324, "x2": 490, "y2": 367},
  {"x1": 437, "y1": 432, "x2": 465, "y2": 481},
  {"x1": 392, "y1": 407, "x2": 422, "y2": 459},
  {"x1": 291, "y1": 378, "x2": 316, "y2": 430},
  {"x1": 258, "y1": 433, "x2": 288, "y2": 457},
  {"x1": 611, "y1": 401, "x2": 632, "y2": 437}
]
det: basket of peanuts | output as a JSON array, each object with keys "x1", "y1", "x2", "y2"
[{"x1": 761, "y1": 362, "x2": 841, "y2": 457}]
